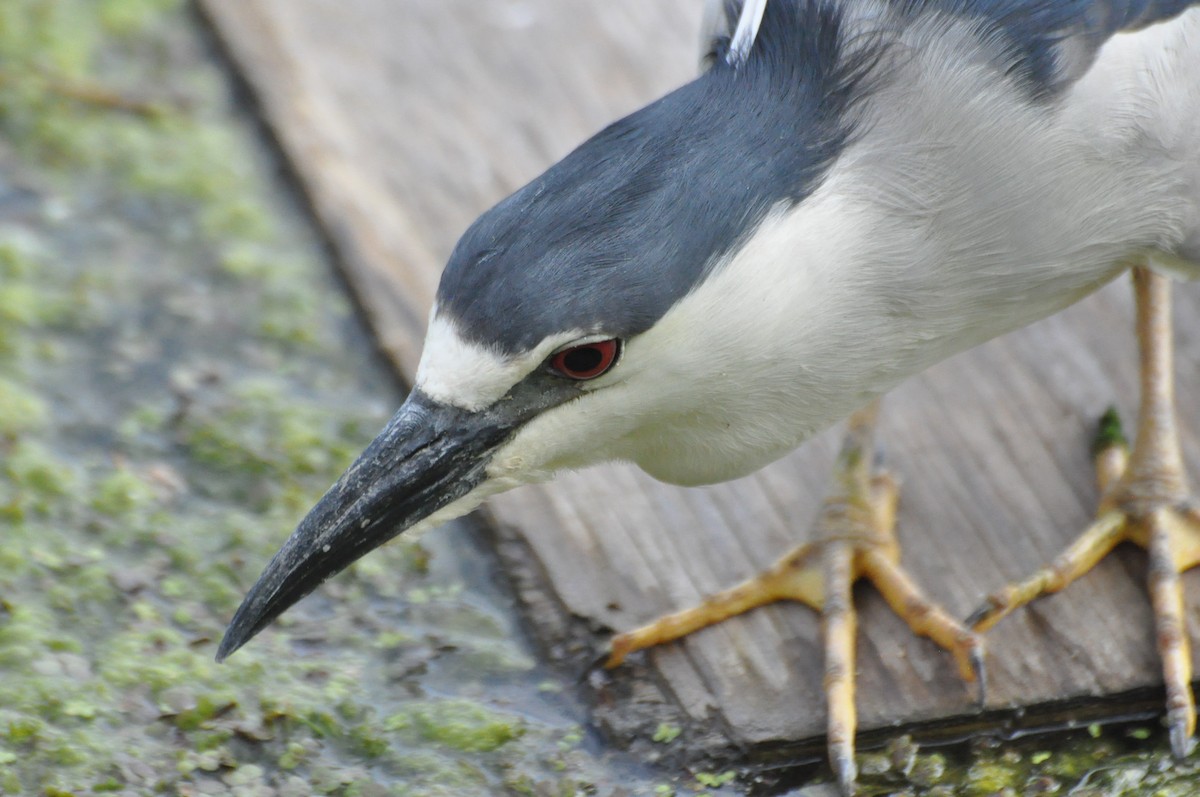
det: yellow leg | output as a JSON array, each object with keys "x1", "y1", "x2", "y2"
[
  {"x1": 1146, "y1": 510, "x2": 1197, "y2": 756},
  {"x1": 822, "y1": 538, "x2": 857, "y2": 793},
  {"x1": 970, "y1": 266, "x2": 1200, "y2": 758},
  {"x1": 605, "y1": 399, "x2": 981, "y2": 797}
]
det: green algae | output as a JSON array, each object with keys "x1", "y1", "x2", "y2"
[
  {"x1": 0, "y1": 376, "x2": 47, "y2": 436},
  {"x1": 385, "y1": 699, "x2": 525, "y2": 753},
  {"x1": 833, "y1": 725, "x2": 1200, "y2": 797},
  {"x1": 694, "y1": 771, "x2": 737, "y2": 789},
  {"x1": 90, "y1": 467, "x2": 156, "y2": 517},
  {"x1": 0, "y1": 2, "x2": 704, "y2": 795},
  {"x1": 654, "y1": 722, "x2": 684, "y2": 744}
]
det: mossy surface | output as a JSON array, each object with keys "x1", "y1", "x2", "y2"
[
  {"x1": 837, "y1": 725, "x2": 1200, "y2": 797},
  {"x1": 3, "y1": 2, "x2": 1199, "y2": 797},
  {"x1": 0, "y1": 2, "x2": 690, "y2": 795}
]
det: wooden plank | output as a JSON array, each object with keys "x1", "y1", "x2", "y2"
[{"x1": 198, "y1": 0, "x2": 1200, "y2": 761}]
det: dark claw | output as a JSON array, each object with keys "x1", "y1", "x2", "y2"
[
  {"x1": 872, "y1": 443, "x2": 887, "y2": 471},
  {"x1": 1169, "y1": 712, "x2": 1195, "y2": 759},
  {"x1": 579, "y1": 643, "x2": 616, "y2": 684},
  {"x1": 834, "y1": 752, "x2": 858, "y2": 797},
  {"x1": 971, "y1": 646, "x2": 988, "y2": 708},
  {"x1": 964, "y1": 599, "x2": 998, "y2": 630}
]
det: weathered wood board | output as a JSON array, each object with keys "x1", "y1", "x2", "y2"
[{"x1": 198, "y1": 0, "x2": 1200, "y2": 764}]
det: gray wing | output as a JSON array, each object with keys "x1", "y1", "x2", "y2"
[
  {"x1": 927, "y1": 0, "x2": 1200, "y2": 90},
  {"x1": 701, "y1": 0, "x2": 1199, "y2": 88},
  {"x1": 994, "y1": 0, "x2": 1199, "y2": 36}
]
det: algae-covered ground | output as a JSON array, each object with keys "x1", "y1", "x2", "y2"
[
  {"x1": 0, "y1": 1, "x2": 698, "y2": 794},
  {"x1": 2, "y1": 1, "x2": 1200, "y2": 796}
]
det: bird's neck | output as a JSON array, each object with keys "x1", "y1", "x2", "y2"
[{"x1": 608, "y1": 10, "x2": 1200, "y2": 486}]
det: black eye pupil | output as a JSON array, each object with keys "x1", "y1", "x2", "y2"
[
  {"x1": 550, "y1": 338, "x2": 619, "y2": 380},
  {"x1": 563, "y1": 346, "x2": 602, "y2": 374}
]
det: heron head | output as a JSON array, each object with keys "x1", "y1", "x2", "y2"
[{"x1": 216, "y1": 0, "x2": 870, "y2": 660}]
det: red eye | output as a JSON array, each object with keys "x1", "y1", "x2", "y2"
[{"x1": 549, "y1": 339, "x2": 620, "y2": 380}]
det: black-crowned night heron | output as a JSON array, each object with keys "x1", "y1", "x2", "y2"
[{"x1": 218, "y1": 1, "x2": 1200, "y2": 793}]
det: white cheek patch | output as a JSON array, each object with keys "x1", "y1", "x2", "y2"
[
  {"x1": 414, "y1": 309, "x2": 599, "y2": 411},
  {"x1": 414, "y1": 312, "x2": 529, "y2": 411}
]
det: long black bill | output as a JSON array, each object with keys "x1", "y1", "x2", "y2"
[{"x1": 216, "y1": 390, "x2": 523, "y2": 661}]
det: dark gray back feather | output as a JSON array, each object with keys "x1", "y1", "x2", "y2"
[
  {"x1": 438, "y1": 1, "x2": 876, "y2": 355},
  {"x1": 892, "y1": 0, "x2": 1197, "y2": 94}
]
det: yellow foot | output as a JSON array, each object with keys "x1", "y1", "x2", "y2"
[
  {"x1": 969, "y1": 409, "x2": 1200, "y2": 757},
  {"x1": 603, "y1": 402, "x2": 983, "y2": 797},
  {"x1": 969, "y1": 268, "x2": 1199, "y2": 759}
]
